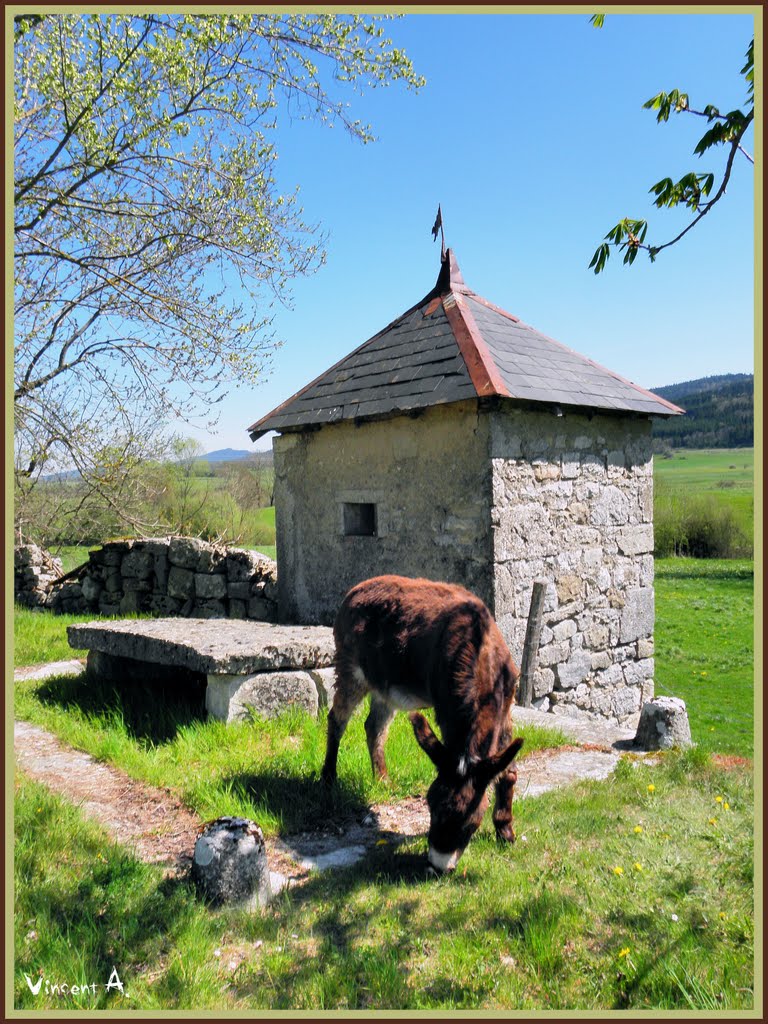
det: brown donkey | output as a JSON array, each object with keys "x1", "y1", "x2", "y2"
[{"x1": 321, "y1": 575, "x2": 524, "y2": 872}]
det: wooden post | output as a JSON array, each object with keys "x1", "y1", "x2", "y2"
[{"x1": 518, "y1": 580, "x2": 547, "y2": 708}]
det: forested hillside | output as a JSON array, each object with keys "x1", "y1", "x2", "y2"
[{"x1": 651, "y1": 374, "x2": 753, "y2": 449}]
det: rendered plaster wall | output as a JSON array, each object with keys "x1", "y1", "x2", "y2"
[
  {"x1": 273, "y1": 401, "x2": 493, "y2": 624},
  {"x1": 489, "y1": 407, "x2": 655, "y2": 726}
]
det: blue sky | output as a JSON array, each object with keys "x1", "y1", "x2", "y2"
[{"x1": 184, "y1": 11, "x2": 756, "y2": 453}]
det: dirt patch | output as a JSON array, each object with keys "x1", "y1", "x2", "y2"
[
  {"x1": 15, "y1": 720, "x2": 200, "y2": 877},
  {"x1": 14, "y1": 718, "x2": 636, "y2": 888},
  {"x1": 712, "y1": 753, "x2": 753, "y2": 770}
]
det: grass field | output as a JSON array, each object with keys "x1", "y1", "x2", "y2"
[
  {"x1": 13, "y1": 663, "x2": 567, "y2": 834},
  {"x1": 654, "y1": 448, "x2": 754, "y2": 541},
  {"x1": 13, "y1": 447, "x2": 756, "y2": 1011},
  {"x1": 654, "y1": 560, "x2": 754, "y2": 757},
  {"x1": 14, "y1": 749, "x2": 753, "y2": 1011}
]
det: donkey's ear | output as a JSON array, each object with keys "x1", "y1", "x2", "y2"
[
  {"x1": 410, "y1": 713, "x2": 450, "y2": 772},
  {"x1": 475, "y1": 736, "x2": 524, "y2": 784}
]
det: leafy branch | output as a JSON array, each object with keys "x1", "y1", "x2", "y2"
[{"x1": 590, "y1": 37, "x2": 753, "y2": 273}]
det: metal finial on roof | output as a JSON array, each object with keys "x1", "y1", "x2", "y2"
[{"x1": 431, "y1": 204, "x2": 446, "y2": 259}]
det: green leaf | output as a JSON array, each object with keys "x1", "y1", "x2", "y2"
[
  {"x1": 589, "y1": 242, "x2": 610, "y2": 274},
  {"x1": 741, "y1": 38, "x2": 754, "y2": 101},
  {"x1": 589, "y1": 14, "x2": 605, "y2": 28}
]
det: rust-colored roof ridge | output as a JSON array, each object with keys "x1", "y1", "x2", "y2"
[{"x1": 442, "y1": 291, "x2": 511, "y2": 399}]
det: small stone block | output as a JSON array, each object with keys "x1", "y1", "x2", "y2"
[
  {"x1": 192, "y1": 817, "x2": 272, "y2": 910},
  {"x1": 633, "y1": 696, "x2": 692, "y2": 750}
]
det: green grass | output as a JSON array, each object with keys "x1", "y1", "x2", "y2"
[
  {"x1": 13, "y1": 666, "x2": 566, "y2": 835},
  {"x1": 655, "y1": 559, "x2": 754, "y2": 757},
  {"x1": 15, "y1": 751, "x2": 754, "y2": 1010},
  {"x1": 50, "y1": 545, "x2": 92, "y2": 574},
  {"x1": 654, "y1": 448, "x2": 753, "y2": 490},
  {"x1": 13, "y1": 605, "x2": 145, "y2": 668},
  {"x1": 654, "y1": 448, "x2": 754, "y2": 542}
]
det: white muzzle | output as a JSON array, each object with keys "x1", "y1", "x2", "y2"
[{"x1": 428, "y1": 846, "x2": 462, "y2": 873}]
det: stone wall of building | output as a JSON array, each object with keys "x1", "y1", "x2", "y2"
[
  {"x1": 26, "y1": 537, "x2": 278, "y2": 622},
  {"x1": 489, "y1": 407, "x2": 655, "y2": 726},
  {"x1": 273, "y1": 401, "x2": 494, "y2": 624}
]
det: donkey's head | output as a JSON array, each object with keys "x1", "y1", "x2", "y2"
[{"x1": 410, "y1": 713, "x2": 524, "y2": 873}]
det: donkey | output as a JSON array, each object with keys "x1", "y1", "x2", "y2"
[{"x1": 321, "y1": 575, "x2": 524, "y2": 872}]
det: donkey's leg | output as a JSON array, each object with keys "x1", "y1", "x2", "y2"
[
  {"x1": 492, "y1": 723, "x2": 519, "y2": 843},
  {"x1": 321, "y1": 663, "x2": 368, "y2": 786},
  {"x1": 364, "y1": 695, "x2": 396, "y2": 780}
]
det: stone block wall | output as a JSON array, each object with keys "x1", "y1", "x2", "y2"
[
  {"x1": 489, "y1": 408, "x2": 655, "y2": 726},
  {"x1": 14, "y1": 544, "x2": 63, "y2": 608},
  {"x1": 273, "y1": 401, "x2": 493, "y2": 624},
  {"x1": 32, "y1": 537, "x2": 278, "y2": 621}
]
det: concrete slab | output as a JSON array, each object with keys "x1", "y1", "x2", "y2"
[
  {"x1": 513, "y1": 704, "x2": 636, "y2": 749},
  {"x1": 67, "y1": 618, "x2": 336, "y2": 675}
]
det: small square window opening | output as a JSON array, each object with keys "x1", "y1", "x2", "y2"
[{"x1": 343, "y1": 502, "x2": 377, "y2": 537}]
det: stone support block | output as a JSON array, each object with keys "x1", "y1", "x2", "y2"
[
  {"x1": 206, "y1": 670, "x2": 320, "y2": 722},
  {"x1": 309, "y1": 667, "x2": 337, "y2": 707},
  {"x1": 634, "y1": 697, "x2": 692, "y2": 750}
]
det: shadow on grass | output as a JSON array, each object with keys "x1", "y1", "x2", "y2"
[
  {"x1": 15, "y1": 794, "x2": 202, "y2": 1010},
  {"x1": 32, "y1": 668, "x2": 207, "y2": 744},
  {"x1": 224, "y1": 770, "x2": 373, "y2": 834},
  {"x1": 233, "y1": 844, "x2": 486, "y2": 1010}
]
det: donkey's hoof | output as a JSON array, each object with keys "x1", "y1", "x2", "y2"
[{"x1": 495, "y1": 823, "x2": 516, "y2": 844}]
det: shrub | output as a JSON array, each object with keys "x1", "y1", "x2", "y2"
[{"x1": 654, "y1": 485, "x2": 752, "y2": 558}]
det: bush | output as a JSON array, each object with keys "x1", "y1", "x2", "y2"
[{"x1": 654, "y1": 485, "x2": 752, "y2": 558}]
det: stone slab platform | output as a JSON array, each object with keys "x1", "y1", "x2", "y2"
[
  {"x1": 68, "y1": 618, "x2": 335, "y2": 674},
  {"x1": 68, "y1": 619, "x2": 337, "y2": 722}
]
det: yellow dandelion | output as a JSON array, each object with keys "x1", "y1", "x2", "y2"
[
  {"x1": 633, "y1": 825, "x2": 643, "y2": 834},
  {"x1": 715, "y1": 796, "x2": 723, "y2": 803},
  {"x1": 613, "y1": 866, "x2": 624, "y2": 876},
  {"x1": 709, "y1": 817, "x2": 718, "y2": 826},
  {"x1": 724, "y1": 802, "x2": 730, "y2": 811},
  {"x1": 633, "y1": 862, "x2": 643, "y2": 872},
  {"x1": 719, "y1": 912, "x2": 727, "y2": 920},
  {"x1": 618, "y1": 947, "x2": 631, "y2": 958},
  {"x1": 647, "y1": 784, "x2": 655, "y2": 794}
]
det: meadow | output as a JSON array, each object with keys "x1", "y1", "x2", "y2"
[
  {"x1": 654, "y1": 448, "x2": 754, "y2": 557},
  {"x1": 14, "y1": 747, "x2": 753, "y2": 1010},
  {"x1": 13, "y1": 447, "x2": 756, "y2": 1011}
]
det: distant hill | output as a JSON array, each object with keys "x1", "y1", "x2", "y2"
[
  {"x1": 651, "y1": 373, "x2": 753, "y2": 449},
  {"x1": 196, "y1": 448, "x2": 252, "y2": 463}
]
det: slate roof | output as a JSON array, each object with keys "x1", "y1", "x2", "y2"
[{"x1": 247, "y1": 250, "x2": 683, "y2": 439}]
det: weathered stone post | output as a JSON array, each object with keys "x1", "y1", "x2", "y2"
[
  {"x1": 633, "y1": 696, "x2": 693, "y2": 750},
  {"x1": 191, "y1": 817, "x2": 272, "y2": 910},
  {"x1": 518, "y1": 580, "x2": 547, "y2": 708}
]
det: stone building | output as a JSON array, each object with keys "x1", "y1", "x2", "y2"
[{"x1": 248, "y1": 251, "x2": 682, "y2": 725}]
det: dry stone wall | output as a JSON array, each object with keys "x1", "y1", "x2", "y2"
[
  {"x1": 14, "y1": 544, "x2": 63, "y2": 608},
  {"x1": 490, "y1": 408, "x2": 655, "y2": 727},
  {"x1": 31, "y1": 537, "x2": 278, "y2": 622}
]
